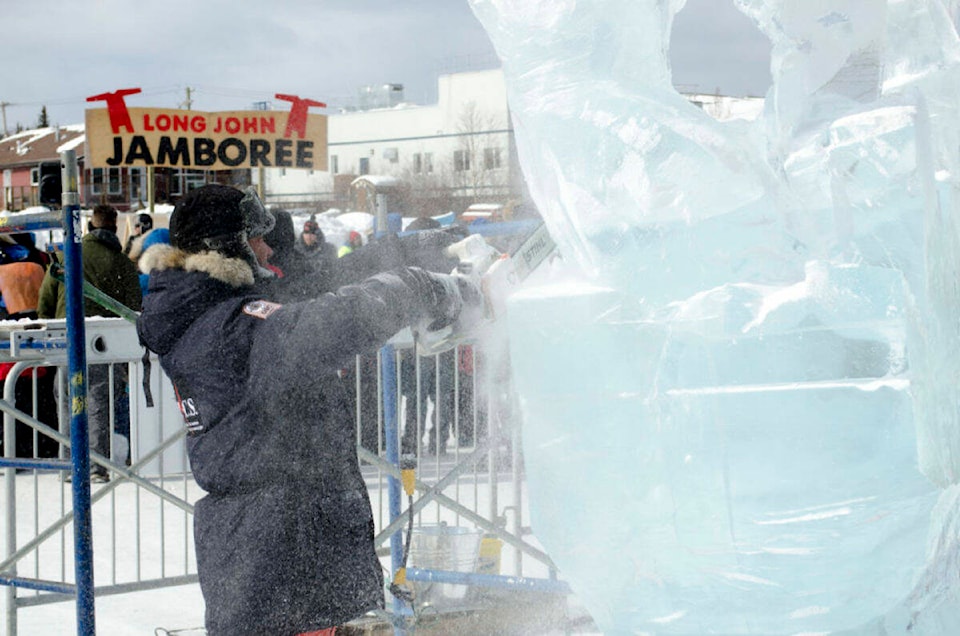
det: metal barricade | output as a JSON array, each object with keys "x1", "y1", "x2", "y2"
[
  {"x1": 2, "y1": 319, "x2": 568, "y2": 634},
  {"x1": 348, "y1": 334, "x2": 567, "y2": 619},
  {"x1": 1, "y1": 318, "x2": 197, "y2": 636}
]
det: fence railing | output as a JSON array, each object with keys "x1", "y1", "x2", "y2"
[{"x1": 1, "y1": 317, "x2": 564, "y2": 635}]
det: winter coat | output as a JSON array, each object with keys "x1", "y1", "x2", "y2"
[
  {"x1": 297, "y1": 237, "x2": 338, "y2": 277},
  {"x1": 136, "y1": 244, "x2": 459, "y2": 636},
  {"x1": 0, "y1": 261, "x2": 45, "y2": 317},
  {"x1": 128, "y1": 228, "x2": 171, "y2": 297},
  {"x1": 37, "y1": 229, "x2": 142, "y2": 319},
  {"x1": 264, "y1": 210, "x2": 332, "y2": 301}
]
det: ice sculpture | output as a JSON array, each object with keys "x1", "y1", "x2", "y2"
[{"x1": 469, "y1": 0, "x2": 960, "y2": 633}]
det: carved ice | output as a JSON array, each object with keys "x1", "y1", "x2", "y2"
[{"x1": 469, "y1": 0, "x2": 960, "y2": 632}]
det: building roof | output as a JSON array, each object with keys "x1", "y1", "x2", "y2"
[
  {"x1": 351, "y1": 174, "x2": 400, "y2": 188},
  {"x1": 0, "y1": 125, "x2": 85, "y2": 170}
]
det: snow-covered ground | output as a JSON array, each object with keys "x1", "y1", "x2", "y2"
[{"x1": 7, "y1": 456, "x2": 594, "y2": 635}]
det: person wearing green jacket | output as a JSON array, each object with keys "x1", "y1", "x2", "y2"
[{"x1": 38, "y1": 204, "x2": 142, "y2": 481}]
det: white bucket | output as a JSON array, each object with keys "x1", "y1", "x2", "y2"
[{"x1": 408, "y1": 524, "x2": 482, "y2": 604}]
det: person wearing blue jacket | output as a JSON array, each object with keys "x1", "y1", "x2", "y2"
[
  {"x1": 128, "y1": 227, "x2": 170, "y2": 297},
  {"x1": 136, "y1": 184, "x2": 480, "y2": 636}
]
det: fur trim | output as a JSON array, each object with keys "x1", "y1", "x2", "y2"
[
  {"x1": 127, "y1": 231, "x2": 149, "y2": 262},
  {"x1": 140, "y1": 244, "x2": 254, "y2": 287}
]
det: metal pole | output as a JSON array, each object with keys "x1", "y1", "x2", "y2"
[
  {"x1": 146, "y1": 166, "x2": 155, "y2": 213},
  {"x1": 61, "y1": 149, "x2": 96, "y2": 636},
  {"x1": 379, "y1": 344, "x2": 405, "y2": 632},
  {"x1": 2, "y1": 359, "x2": 17, "y2": 636}
]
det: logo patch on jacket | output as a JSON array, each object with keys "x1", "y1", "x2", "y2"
[
  {"x1": 243, "y1": 300, "x2": 282, "y2": 319},
  {"x1": 172, "y1": 381, "x2": 204, "y2": 435}
]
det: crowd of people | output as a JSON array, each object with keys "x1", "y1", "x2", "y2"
[{"x1": 0, "y1": 205, "x2": 142, "y2": 476}]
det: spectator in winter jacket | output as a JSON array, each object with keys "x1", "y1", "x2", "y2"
[
  {"x1": 337, "y1": 230, "x2": 364, "y2": 258},
  {"x1": 0, "y1": 236, "x2": 59, "y2": 459},
  {"x1": 2, "y1": 233, "x2": 51, "y2": 272},
  {"x1": 38, "y1": 204, "x2": 142, "y2": 481},
  {"x1": 0, "y1": 237, "x2": 46, "y2": 320},
  {"x1": 123, "y1": 212, "x2": 154, "y2": 255},
  {"x1": 263, "y1": 209, "x2": 330, "y2": 301},
  {"x1": 136, "y1": 184, "x2": 482, "y2": 636},
  {"x1": 127, "y1": 227, "x2": 171, "y2": 297},
  {"x1": 296, "y1": 217, "x2": 338, "y2": 286},
  {"x1": 37, "y1": 205, "x2": 142, "y2": 319}
]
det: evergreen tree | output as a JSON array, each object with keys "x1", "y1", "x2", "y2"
[{"x1": 37, "y1": 106, "x2": 49, "y2": 128}]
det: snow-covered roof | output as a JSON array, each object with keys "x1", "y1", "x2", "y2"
[
  {"x1": 0, "y1": 125, "x2": 86, "y2": 169},
  {"x1": 351, "y1": 174, "x2": 400, "y2": 188}
]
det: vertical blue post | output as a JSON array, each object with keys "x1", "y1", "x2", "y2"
[
  {"x1": 381, "y1": 345, "x2": 403, "y2": 623},
  {"x1": 61, "y1": 150, "x2": 96, "y2": 636},
  {"x1": 374, "y1": 209, "x2": 405, "y2": 631}
]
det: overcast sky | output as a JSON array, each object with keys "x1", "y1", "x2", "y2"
[{"x1": 0, "y1": 0, "x2": 772, "y2": 131}]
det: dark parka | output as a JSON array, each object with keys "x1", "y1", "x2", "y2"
[
  {"x1": 136, "y1": 243, "x2": 462, "y2": 636},
  {"x1": 37, "y1": 229, "x2": 142, "y2": 318}
]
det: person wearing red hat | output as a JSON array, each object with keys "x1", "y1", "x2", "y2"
[{"x1": 337, "y1": 230, "x2": 364, "y2": 258}]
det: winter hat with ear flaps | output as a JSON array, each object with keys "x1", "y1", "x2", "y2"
[{"x1": 170, "y1": 184, "x2": 276, "y2": 278}]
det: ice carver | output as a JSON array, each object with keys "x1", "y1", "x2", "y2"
[{"x1": 136, "y1": 184, "x2": 483, "y2": 636}]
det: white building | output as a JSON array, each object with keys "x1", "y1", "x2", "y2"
[
  {"x1": 258, "y1": 68, "x2": 519, "y2": 216},
  {"x1": 257, "y1": 68, "x2": 765, "y2": 216}
]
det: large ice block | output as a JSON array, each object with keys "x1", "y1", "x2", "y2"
[{"x1": 470, "y1": 0, "x2": 960, "y2": 632}]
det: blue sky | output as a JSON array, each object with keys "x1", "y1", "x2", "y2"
[{"x1": 0, "y1": 0, "x2": 771, "y2": 131}]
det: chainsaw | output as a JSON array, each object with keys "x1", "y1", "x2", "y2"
[{"x1": 414, "y1": 222, "x2": 557, "y2": 356}]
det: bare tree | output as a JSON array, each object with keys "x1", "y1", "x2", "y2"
[
  {"x1": 451, "y1": 101, "x2": 510, "y2": 207},
  {"x1": 398, "y1": 155, "x2": 455, "y2": 217}
]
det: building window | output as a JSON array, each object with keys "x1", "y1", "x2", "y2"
[
  {"x1": 30, "y1": 168, "x2": 39, "y2": 186},
  {"x1": 108, "y1": 168, "x2": 122, "y2": 195},
  {"x1": 484, "y1": 147, "x2": 502, "y2": 170},
  {"x1": 183, "y1": 170, "x2": 206, "y2": 192},
  {"x1": 169, "y1": 170, "x2": 182, "y2": 196},
  {"x1": 454, "y1": 150, "x2": 471, "y2": 172},
  {"x1": 130, "y1": 168, "x2": 142, "y2": 200},
  {"x1": 384, "y1": 147, "x2": 399, "y2": 163},
  {"x1": 330, "y1": 155, "x2": 339, "y2": 174},
  {"x1": 359, "y1": 157, "x2": 370, "y2": 175},
  {"x1": 91, "y1": 168, "x2": 104, "y2": 195},
  {"x1": 413, "y1": 152, "x2": 433, "y2": 174}
]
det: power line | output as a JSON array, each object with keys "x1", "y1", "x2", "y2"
[{"x1": 2, "y1": 86, "x2": 184, "y2": 111}]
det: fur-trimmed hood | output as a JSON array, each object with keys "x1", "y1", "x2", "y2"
[
  {"x1": 136, "y1": 246, "x2": 259, "y2": 356},
  {"x1": 140, "y1": 244, "x2": 255, "y2": 288},
  {"x1": 126, "y1": 231, "x2": 150, "y2": 263},
  {"x1": 127, "y1": 228, "x2": 167, "y2": 263}
]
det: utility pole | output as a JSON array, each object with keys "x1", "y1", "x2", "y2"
[
  {"x1": 181, "y1": 87, "x2": 193, "y2": 110},
  {"x1": 0, "y1": 101, "x2": 10, "y2": 137}
]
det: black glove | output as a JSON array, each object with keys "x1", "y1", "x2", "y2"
[
  {"x1": 400, "y1": 227, "x2": 469, "y2": 273},
  {"x1": 402, "y1": 267, "x2": 482, "y2": 332}
]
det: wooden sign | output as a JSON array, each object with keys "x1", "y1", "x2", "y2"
[{"x1": 84, "y1": 89, "x2": 327, "y2": 171}]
